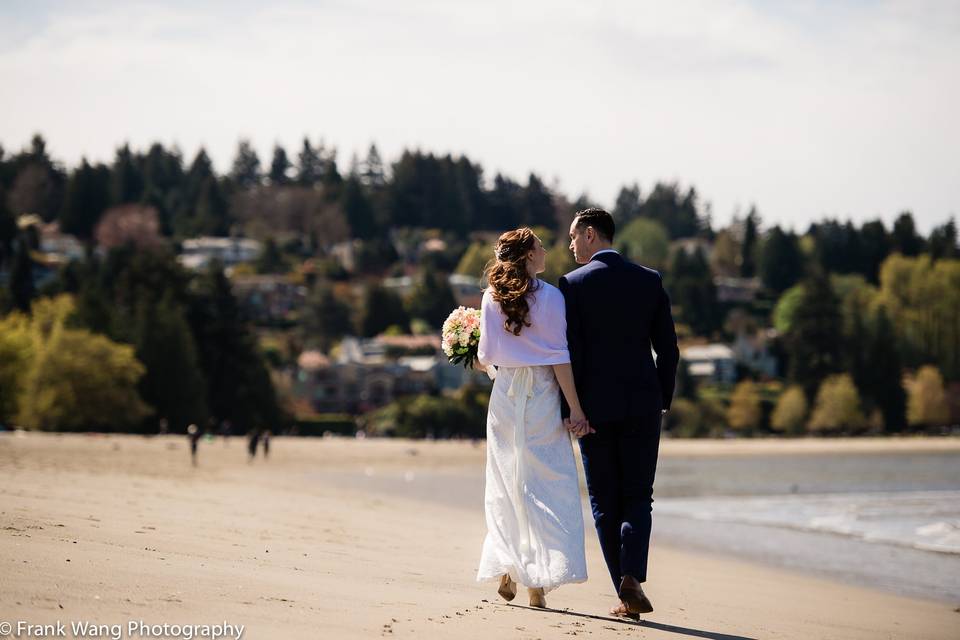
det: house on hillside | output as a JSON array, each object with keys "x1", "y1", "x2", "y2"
[
  {"x1": 680, "y1": 343, "x2": 736, "y2": 384},
  {"x1": 179, "y1": 236, "x2": 262, "y2": 270}
]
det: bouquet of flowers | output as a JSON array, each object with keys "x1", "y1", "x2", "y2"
[{"x1": 441, "y1": 306, "x2": 481, "y2": 369}]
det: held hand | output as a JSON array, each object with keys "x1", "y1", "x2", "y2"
[{"x1": 567, "y1": 409, "x2": 595, "y2": 438}]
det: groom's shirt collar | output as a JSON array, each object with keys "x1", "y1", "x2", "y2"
[{"x1": 589, "y1": 248, "x2": 619, "y2": 261}]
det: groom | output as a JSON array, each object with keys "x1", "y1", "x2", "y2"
[{"x1": 559, "y1": 208, "x2": 679, "y2": 619}]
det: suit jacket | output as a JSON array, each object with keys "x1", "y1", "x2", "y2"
[{"x1": 559, "y1": 251, "x2": 679, "y2": 424}]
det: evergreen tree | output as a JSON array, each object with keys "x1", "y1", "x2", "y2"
[
  {"x1": 60, "y1": 159, "x2": 112, "y2": 239},
  {"x1": 340, "y1": 175, "x2": 377, "y2": 239},
  {"x1": 111, "y1": 144, "x2": 144, "y2": 204},
  {"x1": 521, "y1": 174, "x2": 555, "y2": 229},
  {"x1": 358, "y1": 284, "x2": 409, "y2": 336},
  {"x1": 361, "y1": 144, "x2": 386, "y2": 188},
  {"x1": 487, "y1": 174, "x2": 523, "y2": 230},
  {"x1": 254, "y1": 237, "x2": 286, "y2": 273},
  {"x1": 639, "y1": 183, "x2": 701, "y2": 239},
  {"x1": 861, "y1": 308, "x2": 906, "y2": 432},
  {"x1": 929, "y1": 218, "x2": 958, "y2": 261},
  {"x1": 0, "y1": 186, "x2": 16, "y2": 261},
  {"x1": 612, "y1": 183, "x2": 642, "y2": 225},
  {"x1": 891, "y1": 211, "x2": 924, "y2": 256},
  {"x1": 664, "y1": 247, "x2": 720, "y2": 336},
  {"x1": 230, "y1": 139, "x2": 262, "y2": 189},
  {"x1": 187, "y1": 263, "x2": 281, "y2": 430},
  {"x1": 9, "y1": 236, "x2": 35, "y2": 312},
  {"x1": 296, "y1": 137, "x2": 323, "y2": 186},
  {"x1": 859, "y1": 219, "x2": 889, "y2": 283},
  {"x1": 303, "y1": 281, "x2": 353, "y2": 350},
  {"x1": 133, "y1": 292, "x2": 208, "y2": 432},
  {"x1": 787, "y1": 271, "x2": 843, "y2": 399},
  {"x1": 193, "y1": 177, "x2": 230, "y2": 236},
  {"x1": 740, "y1": 207, "x2": 760, "y2": 277},
  {"x1": 269, "y1": 145, "x2": 292, "y2": 186},
  {"x1": 758, "y1": 226, "x2": 804, "y2": 293}
]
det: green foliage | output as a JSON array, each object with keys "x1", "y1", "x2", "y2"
[
  {"x1": 303, "y1": 282, "x2": 353, "y2": 350},
  {"x1": 891, "y1": 211, "x2": 925, "y2": 256},
  {"x1": 255, "y1": 237, "x2": 288, "y2": 274},
  {"x1": 366, "y1": 388, "x2": 487, "y2": 439},
  {"x1": 340, "y1": 176, "x2": 378, "y2": 239},
  {"x1": 188, "y1": 264, "x2": 282, "y2": 430},
  {"x1": 230, "y1": 140, "x2": 262, "y2": 189},
  {"x1": 770, "y1": 386, "x2": 808, "y2": 435},
  {"x1": 879, "y1": 254, "x2": 960, "y2": 381},
  {"x1": 665, "y1": 247, "x2": 720, "y2": 336},
  {"x1": 8, "y1": 236, "x2": 36, "y2": 312},
  {"x1": 541, "y1": 242, "x2": 578, "y2": 287},
  {"x1": 405, "y1": 266, "x2": 457, "y2": 329},
  {"x1": 455, "y1": 241, "x2": 492, "y2": 278},
  {"x1": 269, "y1": 145, "x2": 292, "y2": 186},
  {"x1": 808, "y1": 374, "x2": 865, "y2": 433},
  {"x1": 727, "y1": 380, "x2": 762, "y2": 434},
  {"x1": 612, "y1": 183, "x2": 642, "y2": 225},
  {"x1": 786, "y1": 272, "x2": 843, "y2": 399},
  {"x1": 60, "y1": 159, "x2": 111, "y2": 239},
  {"x1": 759, "y1": 226, "x2": 804, "y2": 293},
  {"x1": 929, "y1": 218, "x2": 958, "y2": 261},
  {"x1": 358, "y1": 284, "x2": 409, "y2": 337},
  {"x1": 772, "y1": 284, "x2": 803, "y2": 333},
  {"x1": 292, "y1": 414, "x2": 357, "y2": 436},
  {"x1": 637, "y1": 183, "x2": 701, "y2": 239},
  {"x1": 111, "y1": 144, "x2": 145, "y2": 204},
  {"x1": 664, "y1": 398, "x2": 705, "y2": 437},
  {"x1": 132, "y1": 292, "x2": 208, "y2": 432},
  {"x1": 740, "y1": 207, "x2": 760, "y2": 278},
  {"x1": 0, "y1": 311, "x2": 31, "y2": 423},
  {"x1": 907, "y1": 366, "x2": 950, "y2": 428},
  {"x1": 616, "y1": 218, "x2": 669, "y2": 270},
  {"x1": 10, "y1": 296, "x2": 150, "y2": 431}
]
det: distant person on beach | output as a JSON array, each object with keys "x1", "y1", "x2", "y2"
[
  {"x1": 262, "y1": 430, "x2": 270, "y2": 458},
  {"x1": 247, "y1": 430, "x2": 260, "y2": 461},
  {"x1": 475, "y1": 227, "x2": 590, "y2": 609},
  {"x1": 187, "y1": 424, "x2": 201, "y2": 466},
  {"x1": 560, "y1": 209, "x2": 679, "y2": 618}
]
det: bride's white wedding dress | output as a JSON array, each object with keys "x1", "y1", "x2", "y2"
[{"x1": 475, "y1": 281, "x2": 587, "y2": 592}]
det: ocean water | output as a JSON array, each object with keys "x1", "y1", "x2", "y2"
[
  {"x1": 650, "y1": 451, "x2": 960, "y2": 602},
  {"x1": 656, "y1": 490, "x2": 960, "y2": 555}
]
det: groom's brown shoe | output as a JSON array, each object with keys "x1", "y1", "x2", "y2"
[{"x1": 618, "y1": 575, "x2": 653, "y2": 614}]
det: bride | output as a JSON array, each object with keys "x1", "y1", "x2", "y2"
[{"x1": 475, "y1": 227, "x2": 591, "y2": 608}]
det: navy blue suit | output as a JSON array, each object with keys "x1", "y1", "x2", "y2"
[{"x1": 559, "y1": 251, "x2": 679, "y2": 588}]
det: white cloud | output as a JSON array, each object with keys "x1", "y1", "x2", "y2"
[{"x1": 0, "y1": 0, "x2": 957, "y2": 232}]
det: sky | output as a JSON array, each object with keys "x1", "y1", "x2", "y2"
[{"x1": 1, "y1": 0, "x2": 958, "y2": 233}]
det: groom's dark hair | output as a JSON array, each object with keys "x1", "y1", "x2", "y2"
[{"x1": 574, "y1": 208, "x2": 615, "y2": 242}]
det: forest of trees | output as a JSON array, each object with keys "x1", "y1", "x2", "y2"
[{"x1": 0, "y1": 133, "x2": 957, "y2": 436}]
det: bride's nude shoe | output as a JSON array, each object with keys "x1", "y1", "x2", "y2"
[
  {"x1": 497, "y1": 574, "x2": 517, "y2": 602},
  {"x1": 527, "y1": 587, "x2": 547, "y2": 608}
]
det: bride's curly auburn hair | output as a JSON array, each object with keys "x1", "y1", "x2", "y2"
[{"x1": 485, "y1": 227, "x2": 539, "y2": 336}]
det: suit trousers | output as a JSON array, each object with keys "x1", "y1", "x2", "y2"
[{"x1": 578, "y1": 410, "x2": 662, "y2": 589}]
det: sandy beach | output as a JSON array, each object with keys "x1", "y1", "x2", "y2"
[{"x1": 1, "y1": 432, "x2": 958, "y2": 639}]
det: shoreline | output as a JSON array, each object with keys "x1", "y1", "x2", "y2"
[{"x1": 2, "y1": 432, "x2": 957, "y2": 639}]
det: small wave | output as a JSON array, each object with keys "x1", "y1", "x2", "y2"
[{"x1": 656, "y1": 490, "x2": 960, "y2": 555}]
